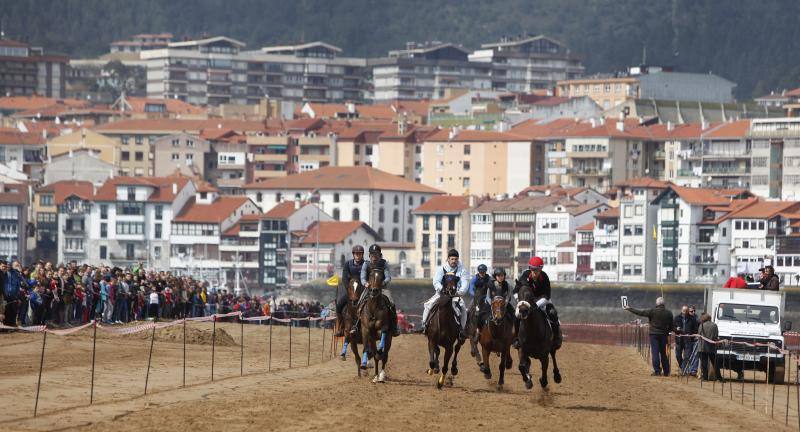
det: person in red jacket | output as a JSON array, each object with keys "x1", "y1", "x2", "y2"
[{"x1": 723, "y1": 272, "x2": 747, "y2": 288}]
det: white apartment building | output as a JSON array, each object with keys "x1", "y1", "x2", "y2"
[
  {"x1": 244, "y1": 166, "x2": 443, "y2": 243},
  {"x1": 288, "y1": 221, "x2": 379, "y2": 285},
  {"x1": 616, "y1": 179, "x2": 664, "y2": 283},
  {"x1": 535, "y1": 201, "x2": 608, "y2": 281},
  {"x1": 468, "y1": 200, "x2": 499, "y2": 275},
  {"x1": 412, "y1": 195, "x2": 473, "y2": 279},
  {"x1": 591, "y1": 208, "x2": 620, "y2": 282}
]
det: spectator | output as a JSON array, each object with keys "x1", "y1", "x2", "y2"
[
  {"x1": 697, "y1": 312, "x2": 723, "y2": 382},
  {"x1": 673, "y1": 305, "x2": 699, "y2": 375},
  {"x1": 723, "y1": 272, "x2": 747, "y2": 289},
  {"x1": 625, "y1": 297, "x2": 674, "y2": 376},
  {"x1": 148, "y1": 288, "x2": 160, "y2": 320},
  {"x1": 3, "y1": 260, "x2": 23, "y2": 327},
  {"x1": 759, "y1": 266, "x2": 780, "y2": 291}
]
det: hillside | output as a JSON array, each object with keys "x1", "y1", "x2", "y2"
[{"x1": 2, "y1": 0, "x2": 800, "y2": 98}]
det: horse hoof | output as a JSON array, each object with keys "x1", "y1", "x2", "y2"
[
  {"x1": 360, "y1": 364, "x2": 368, "y2": 370},
  {"x1": 451, "y1": 366, "x2": 459, "y2": 376},
  {"x1": 427, "y1": 368, "x2": 434, "y2": 376},
  {"x1": 554, "y1": 370, "x2": 562, "y2": 384},
  {"x1": 446, "y1": 375, "x2": 454, "y2": 387},
  {"x1": 497, "y1": 383, "x2": 504, "y2": 391},
  {"x1": 378, "y1": 370, "x2": 386, "y2": 383},
  {"x1": 505, "y1": 359, "x2": 513, "y2": 369},
  {"x1": 525, "y1": 379, "x2": 533, "y2": 390},
  {"x1": 437, "y1": 375, "x2": 445, "y2": 389},
  {"x1": 339, "y1": 354, "x2": 347, "y2": 361},
  {"x1": 372, "y1": 375, "x2": 379, "y2": 384},
  {"x1": 434, "y1": 367, "x2": 440, "y2": 375},
  {"x1": 483, "y1": 372, "x2": 492, "y2": 380},
  {"x1": 540, "y1": 377, "x2": 548, "y2": 388}
]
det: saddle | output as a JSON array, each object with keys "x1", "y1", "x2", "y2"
[{"x1": 427, "y1": 295, "x2": 461, "y2": 328}]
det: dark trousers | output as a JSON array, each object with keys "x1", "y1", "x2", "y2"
[
  {"x1": 148, "y1": 303, "x2": 159, "y2": 320},
  {"x1": 3, "y1": 300, "x2": 19, "y2": 326},
  {"x1": 650, "y1": 334, "x2": 670, "y2": 376},
  {"x1": 699, "y1": 351, "x2": 722, "y2": 381}
]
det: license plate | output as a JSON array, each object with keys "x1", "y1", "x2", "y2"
[{"x1": 737, "y1": 354, "x2": 757, "y2": 362}]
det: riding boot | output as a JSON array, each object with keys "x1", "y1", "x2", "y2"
[
  {"x1": 335, "y1": 315, "x2": 344, "y2": 337},
  {"x1": 548, "y1": 306, "x2": 562, "y2": 347},
  {"x1": 389, "y1": 304, "x2": 400, "y2": 336}
]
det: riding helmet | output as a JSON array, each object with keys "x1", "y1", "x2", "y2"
[
  {"x1": 528, "y1": 256, "x2": 544, "y2": 269},
  {"x1": 493, "y1": 267, "x2": 506, "y2": 277},
  {"x1": 477, "y1": 264, "x2": 488, "y2": 273},
  {"x1": 352, "y1": 245, "x2": 365, "y2": 254},
  {"x1": 368, "y1": 244, "x2": 382, "y2": 255},
  {"x1": 447, "y1": 248, "x2": 459, "y2": 258}
]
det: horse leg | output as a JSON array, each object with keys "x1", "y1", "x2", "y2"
[
  {"x1": 427, "y1": 339, "x2": 437, "y2": 375},
  {"x1": 351, "y1": 341, "x2": 361, "y2": 377},
  {"x1": 480, "y1": 344, "x2": 492, "y2": 379},
  {"x1": 451, "y1": 338, "x2": 463, "y2": 377},
  {"x1": 539, "y1": 354, "x2": 550, "y2": 389},
  {"x1": 519, "y1": 352, "x2": 533, "y2": 390},
  {"x1": 498, "y1": 348, "x2": 506, "y2": 390},
  {"x1": 377, "y1": 340, "x2": 389, "y2": 383},
  {"x1": 438, "y1": 344, "x2": 452, "y2": 389},
  {"x1": 433, "y1": 345, "x2": 441, "y2": 374},
  {"x1": 551, "y1": 348, "x2": 562, "y2": 384}
]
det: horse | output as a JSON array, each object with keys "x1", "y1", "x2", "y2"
[
  {"x1": 359, "y1": 267, "x2": 392, "y2": 383},
  {"x1": 477, "y1": 295, "x2": 514, "y2": 390},
  {"x1": 424, "y1": 275, "x2": 465, "y2": 389},
  {"x1": 515, "y1": 280, "x2": 562, "y2": 389},
  {"x1": 339, "y1": 278, "x2": 366, "y2": 376}
]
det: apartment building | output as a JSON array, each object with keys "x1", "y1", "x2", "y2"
[
  {"x1": 43, "y1": 149, "x2": 116, "y2": 185},
  {"x1": 152, "y1": 132, "x2": 210, "y2": 177},
  {"x1": 591, "y1": 207, "x2": 620, "y2": 282},
  {"x1": 653, "y1": 185, "x2": 754, "y2": 284},
  {"x1": 422, "y1": 129, "x2": 544, "y2": 196},
  {"x1": 288, "y1": 221, "x2": 379, "y2": 285},
  {"x1": 141, "y1": 37, "x2": 368, "y2": 106},
  {"x1": 257, "y1": 200, "x2": 333, "y2": 289},
  {"x1": 208, "y1": 140, "x2": 248, "y2": 194},
  {"x1": 557, "y1": 66, "x2": 736, "y2": 108},
  {"x1": 750, "y1": 117, "x2": 800, "y2": 200},
  {"x1": 412, "y1": 195, "x2": 473, "y2": 279},
  {"x1": 109, "y1": 33, "x2": 173, "y2": 54},
  {"x1": 219, "y1": 214, "x2": 261, "y2": 293},
  {"x1": 33, "y1": 180, "x2": 92, "y2": 264},
  {"x1": 574, "y1": 222, "x2": 594, "y2": 281},
  {"x1": 469, "y1": 35, "x2": 584, "y2": 92},
  {"x1": 170, "y1": 188, "x2": 261, "y2": 284},
  {"x1": 371, "y1": 42, "x2": 491, "y2": 101},
  {"x1": 0, "y1": 182, "x2": 27, "y2": 262},
  {"x1": 468, "y1": 199, "x2": 503, "y2": 275},
  {"x1": 0, "y1": 128, "x2": 46, "y2": 179},
  {"x1": 0, "y1": 38, "x2": 68, "y2": 98},
  {"x1": 244, "y1": 166, "x2": 442, "y2": 243},
  {"x1": 47, "y1": 128, "x2": 119, "y2": 166},
  {"x1": 616, "y1": 178, "x2": 667, "y2": 282}
]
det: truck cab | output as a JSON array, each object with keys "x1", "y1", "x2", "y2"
[{"x1": 704, "y1": 288, "x2": 790, "y2": 383}]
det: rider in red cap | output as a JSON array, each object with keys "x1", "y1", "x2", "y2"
[{"x1": 513, "y1": 256, "x2": 561, "y2": 348}]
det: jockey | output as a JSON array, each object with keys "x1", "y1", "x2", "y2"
[
  {"x1": 467, "y1": 264, "x2": 492, "y2": 342},
  {"x1": 422, "y1": 249, "x2": 469, "y2": 340},
  {"x1": 513, "y1": 256, "x2": 562, "y2": 348},
  {"x1": 355, "y1": 244, "x2": 399, "y2": 336},
  {"x1": 335, "y1": 244, "x2": 365, "y2": 337}
]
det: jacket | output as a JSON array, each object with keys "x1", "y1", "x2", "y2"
[
  {"x1": 761, "y1": 275, "x2": 780, "y2": 291},
  {"x1": 628, "y1": 304, "x2": 674, "y2": 336},
  {"x1": 342, "y1": 258, "x2": 365, "y2": 288},
  {"x1": 4, "y1": 268, "x2": 23, "y2": 301},
  {"x1": 723, "y1": 277, "x2": 747, "y2": 289},
  {"x1": 673, "y1": 313, "x2": 699, "y2": 335},
  {"x1": 469, "y1": 273, "x2": 492, "y2": 304},
  {"x1": 360, "y1": 258, "x2": 392, "y2": 287},
  {"x1": 697, "y1": 320, "x2": 719, "y2": 353},
  {"x1": 516, "y1": 269, "x2": 552, "y2": 300},
  {"x1": 432, "y1": 262, "x2": 468, "y2": 296}
]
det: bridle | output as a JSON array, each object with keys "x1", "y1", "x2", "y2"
[{"x1": 490, "y1": 296, "x2": 507, "y2": 325}]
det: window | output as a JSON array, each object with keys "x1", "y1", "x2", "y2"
[
  {"x1": 435, "y1": 215, "x2": 442, "y2": 230},
  {"x1": 635, "y1": 205, "x2": 643, "y2": 216},
  {"x1": 127, "y1": 187, "x2": 136, "y2": 201},
  {"x1": 333, "y1": 193, "x2": 340, "y2": 203},
  {"x1": 393, "y1": 196, "x2": 399, "y2": 205},
  {"x1": 406, "y1": 228, "x2": 413, "y2": 243},
  {"x1": 154, "y1": 246, "x2": 161, "y2": 259},
  {"x1": 392, "y1": 228, "x2": 399, "y2": 242},
  {"x1": 135, "y1": 135, "x2": 143, "y2": 145},
  {"x1": 447, "y1": 234, "x2": 455, "y2": 248},
  {"x1": 100, "y1": 205, "x2": 108, "y2": 219},
  {"x1": 276, "y1": 193, "x2": 282, "y2": 202},
  {"x1": 634, "y1": 245, "x2": 643, "y2": 256},
  {"x1": 172, "y1": 153, "x2": 180, "y2": 161},
  {"x1": 365, "y1": 145, "x2": 373, "y2": 156},
  {"x1": 121, "y1": 151, "x2": 130, "y2": 161},
  {"x1": 379, "y1": 194, "x2": 384, "y2": 204},
  {"x1": 135, "y1": 152, "x2": 144, "y2": 161},
  {"x1": 423, "y1": 216, "x2": 429, "y2": 230},
  {"x1": 462, "y1": 178, "x2": 470, "y2": 187},
  {"x1": 422, "y1": 234, "x2": 430, "y2": 247},
  {"x1": 155, "y1": 205, "x2": 163, "y2": 220},
  {"x1": 116, "y1": 222, "x2": 145, "y2": 235},
  {"x1": 448, "y1": 215, "x2": 455, "y2": 231},
  {"x1": 121, "y1": 136, "x2": 129, "y2": 145},
  {"x1": 333, "y1": 209, "x2": 340, "y2": 220},
  {"x1": 100, "y1": 223, "x2": 107, "y2": 238},
  {"x1": 464, "y1": 144, "x2": 471, "y2": 155},
  {"x1": 392, "y1": 209, "x2": 399, "y2": 223},
  {"x1": 353, "y1": 194, "x2": 359, "y2": 203},
  {"x1": 624, "y1": 206, "x2": 632, "y2": 218},
  {"x1": 379, "y1": 208, "x2": 384, "y2": 222},
  {"x1": 100, "y1": 246, "x2": 107, "y2": 259},
  {"x1": 463, "y1": 161, "x2": 470, "y2": 171},
  {"x1": 154, "y1": 223, "x2": 162, "y2": 239},
  {"x1": 352, "y1": 208, "x2": 360, "y2": 220},
  {"x1": 40, "y1": 194, "x2": 53, "y2": 206},
  {"x1": 735, "y1": 221, "x2": 741, "y2": 230},
  {"x1": 256, "y1": 193, "x2": 263, "y2": 202},
  {"x1": 186, "y1": 154, "x2": 193, "y2": 161},
  {"x1": 623, "y1": 245, "x2": 632, "y2": 256},
  {"x1": 116, "y1": 202, "x2": 144, "y2": 215}
]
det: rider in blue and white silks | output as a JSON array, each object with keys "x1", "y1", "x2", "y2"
[{"x1": 422, "y1": 248, "x2": 469, "y2": 340}]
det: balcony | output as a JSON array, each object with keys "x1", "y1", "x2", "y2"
[
  {"x1": 702, "y1": 166, "x2": 751, "y2": 176},
  {"x1": 566, "y1": 152, "x2": 608, "y2": 159},
  {"x1": 662, "y1": 257, "x2": 677, "y2": 267},
  {"x1": 576, "y1": 265, "x2": 593, "y2": 275},
  {"x1": 653, "y1": 150, "x2": 666, "y2": 159},
  {"x1": 577, "y1": 244, "x2": 593, "y2": 252},
  {"x1": 702, "y1": 151, "x2": 750, "y2": 159},
  {"x1": 661, "y1": 220, "x2": 678, "y2": 227},
  {"x1": 109, "y1": 254, "x2": 148, "y2": 262},
  {"x1": 677, "y1": 169, "x2": 698, "y2": 177},
  {"x1": 662, "y1": 237, "x2": 677, "y2": 247},
  {"x1": 568, "y1": 168, "x2": 611, "y2": 177}
]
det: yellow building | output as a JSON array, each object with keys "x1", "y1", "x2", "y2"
[
  {"x1": 47, "y1": 128, "x2": 119, "y2": 165},
  {"x1": 556, "y1": 76, "x2": 638, "y2": 109},
  {"x1": 421, "y1": 129, "x2": 542, "y2": 196}
]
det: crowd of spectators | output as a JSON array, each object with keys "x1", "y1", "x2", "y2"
[{"x1": 0, "y1": 259, "x2": 330, "y2": 329}]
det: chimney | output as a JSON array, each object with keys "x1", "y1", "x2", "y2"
[
  {"x1": 599, "y1": 117, "x2": 605, "y2": 126},
  {"x1": 667, "y1": 121, "x2": 674, "y2": 132},
  {"x1": 468, "y1": 195, "x2": 475, "y2": 207},
  {"x1": 448, "y1": 127, "x2": 456, "y2": 140},
  {"x1": 294, "y1": 195, "x2": 300, "y2": 209},
  {"x1": 589, "y1": 118, "x2": 597, "y2": 128},
  {"x1": 701, "y1": 120, "x2": 709, "y2": 130},
  {"x1": 172, "y1": 183, "x2": 177, "y2": 195},
  {"x1": 616, "y1": 120, "x2": 625, "y2": 132}
]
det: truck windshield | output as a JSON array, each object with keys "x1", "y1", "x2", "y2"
[{"x1": 717, "y1": 303, "x2": 779, "y2": 324}]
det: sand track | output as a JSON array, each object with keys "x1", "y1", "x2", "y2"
[{"x1": 0, "y1": 324, "x2": 795, "y2": 431}]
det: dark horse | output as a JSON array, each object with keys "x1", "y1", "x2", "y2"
[
  {"x1": 359, "y1": 268, "x2": 392, "y2": 383},
  {"x1": 515, "y1": 280, "x2": 562, "y2": 389},
  {"x1": 424, "y1": 275, "x2": 465, "y2": 389},
  {"x1": 477, "y1": 296, "x2": 514, "y2": 390},
  {"x1": 339, "y1": 277, "x2": 366, "y2": 376}
]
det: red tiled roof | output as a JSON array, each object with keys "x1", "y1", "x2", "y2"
[
  {"x1": 38, "y1": 180, "x2": 95, "y2": 205},
  {"x1": 557, "y1": 239, "x2": 575, "y2": 248},
  {"x1": 174, "y1": 196, "x2": 251, "y2": 223},
  {"x1": 120, "y1": 97, "x2": 207, "y2": 116},
  {"x1": 264, "y1": 201, "x2": 309, "y2": 218},
  {"x1": 669, "y1": 185, "x2": 752, "y2": 206},
  {"x1": 702, "y1": 120, "x2": 751, "y2": 139},
  {"x1": 413, "y1": 195, "x2": 471, "y2": 214},
  {"x1": 0, "y1": 184, "x2": 27, "y2": 205},
  {"x1": 0, "y1": 96, "x2": 90, "y2": 112},
  {"x1": 93, "y1": 175, "x2": 192, "y2": 202},
  {"x1": 595, "y1": 207, "x2": 620, "y2": 219},
  {"x1": 426, "y1": 129, "x2": 530, "y2": 142},
  {"x1": 94, "y1": 119, "x2": 267, "y2": 133},
  {"x1": 577, "y1": 222, "x2": 595, "y2": 231},
  {"x1": 727, "y1": 201, "x2": 800, "y2": 219},
  {"x1": 0, "y1": 129, "x2": 45, "y2": 146},
  {"x1": 244, "y1": 166, "x2": 443, "y2": 194},
  {"x1": 615, "y1": 178, "x2": 671, "y2": 189},
  {"x1": 297, "y1": 221, "x2": 372, "y2": 245},
  {"x1": 222, "y1": 223, "x2": 241, "y2": 237}
]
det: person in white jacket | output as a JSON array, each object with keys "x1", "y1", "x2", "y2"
[{"x1": 422, "y1": 249, "x2": 469, "y2": 340}]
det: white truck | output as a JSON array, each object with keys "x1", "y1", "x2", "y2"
[{"x1": 704, "y1": 288, "x2": 792, "y2": 383}]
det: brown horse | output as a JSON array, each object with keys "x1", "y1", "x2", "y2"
[
  {"x1": 424, "y1": 275, "x2": 465, "y2": 389},
  {"x1": 339, "y1": 278, "x2": 367, "y2": 376},
  {"x1": 477, "y1": 296, "x2": 514, "y2": 390},
  {"x1": 515, "y1": 280, "x2": 562, "y2": 389},
  {"x1": 359, "y1": 268, "x2": 392, "y2": 383}
]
